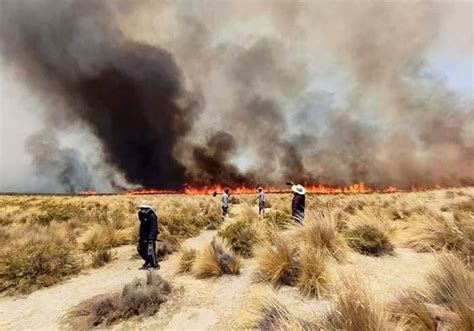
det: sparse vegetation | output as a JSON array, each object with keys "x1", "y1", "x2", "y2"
[
  {"x1": 0, "y1": 241, "x2": 81, "y2": 294},
  {"x1": 63, "y1": 272, "x2": 171, "y2": 329}
]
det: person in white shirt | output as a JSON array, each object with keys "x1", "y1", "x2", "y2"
[
  {"x1": 255, "y1": 187, "x2": 265, "y2": 215},
  {"x1": 221, "y1": 188, "x2": 230, "y2": 217}
]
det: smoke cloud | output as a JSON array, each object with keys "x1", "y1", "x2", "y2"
[{"x1": 0, "y1": 0, "x2": 472, "y2": 192}]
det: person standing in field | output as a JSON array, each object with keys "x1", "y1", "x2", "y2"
[
  {"x1": 255, "y1": 186, "x2": 265, "y2": 215},
  {"x1": 291, "y1": 184, "x2": 306, "y2": 224},
  {"x1": 222, "y1": 188, "x2": 230, "y2": 217},
  {"x1": 137, "y1": 201, "x2": 159, "y2": 270}
]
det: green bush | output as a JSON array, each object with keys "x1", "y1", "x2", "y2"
[
  {"x1": 346, "y1": 225, "x2": 394, "y2": 256},
  {"x1": 0, "y1": 242, "x2": 81, "y2": 294}
]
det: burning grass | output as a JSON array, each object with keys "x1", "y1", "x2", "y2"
[{"x1": 63, "y1": 272, "x2": 171, "y2": 329}]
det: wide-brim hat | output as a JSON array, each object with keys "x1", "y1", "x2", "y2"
[
  {"x1": 138, "y1": 201, "x2": 155, "y2": 210},
  {"x1": 291, "y1": 184, "x2": 306, "y2": 195}
]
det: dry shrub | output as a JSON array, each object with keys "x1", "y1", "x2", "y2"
[
  {"x1": 82, "y1": 223, "x2": 130, "y2": 252},
  {"x1": 405, "y1": 212, "x2": 473, "y2": 263},
  {"x1": 236, "y1": 285, "x2": 316, "y2": 330},
  {"x1": 218, "y1": 220, "x2": 263, "y2": 258},
  {"x1": 450, "y1": 198, "x2": 474, "y2": 215},
  {"x1": 297, "y1": 247, "x2": 330, "y2": 298},
  {"x1": 295, "y1": 211, "x2": 348, "y2": 261},
  {"x1": 63, "y1": 272, "x2": 171, "y2": 329},
  {"x1": 90, "y1": 247, "x2": 115, "y2": 268},
  {"x1": 0, "y1": 241, "x2": 81, "y2": 294},
  {"x1": 323, "y1": 273, "x2": 391, "y2": 331},
  {"x1": 254, "y1": 233, "x2": 299, "y2": 286},
  {"x1": 192, "y1": 239, "x2": 240, "y2": 278},
  {"x1": 156, "y1": 232, "x2": 180, "y2": 260},
  {"x1": 177, "y1": 248, "x2": 197, "y2": 273}
]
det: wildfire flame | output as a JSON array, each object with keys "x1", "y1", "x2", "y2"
[{"x1": 120, "y1": 182, "x2": 442, "y2": 195}]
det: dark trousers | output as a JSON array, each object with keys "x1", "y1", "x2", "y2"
[
  {"x1": 137, "y1": 239, "x2": 158, "y2": 267},
  {"x1": 259, "y1": 201, "x2": 265, "y2": 214},
  {"x1": 222, "y1": 206, "x2": 228, "y2": 217}
]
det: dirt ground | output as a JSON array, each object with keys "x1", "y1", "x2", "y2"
[{"x1": 0, "y1": 202, "x2": 442, "y2": 331}]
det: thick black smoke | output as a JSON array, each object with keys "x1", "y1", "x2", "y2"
[
  {"x1": 1, "y1": 1, "x2": 473, "y2": 191},
  {"x1": 0, "y1": 0, "x2": 202, "y2": 190}
]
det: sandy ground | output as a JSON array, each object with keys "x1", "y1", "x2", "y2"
[{"x1": 0, "y1": 205, "x2": 439, "y2": 331}]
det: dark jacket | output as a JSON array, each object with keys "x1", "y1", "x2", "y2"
[
  {"x1": 138, "y1": 209, "x2": 158, "y2": 241},
  {"x1": 292, "y1": 194, "x2": 305, "y2": 218}
]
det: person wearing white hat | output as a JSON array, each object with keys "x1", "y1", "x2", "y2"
[
  {"x1": 137, "y1": 201, "x2": 159, "y2": 270},
  {"x1": 291, "y1": 184, "x2": 306, "y2": 224}
]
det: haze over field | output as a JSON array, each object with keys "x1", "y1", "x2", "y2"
[{"x1": 0, "y1": 0, "x2": 473, "y2": 193}]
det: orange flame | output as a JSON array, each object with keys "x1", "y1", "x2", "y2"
[{"x1": 121, "y1": 182, "x2": 441, "y2": 195}]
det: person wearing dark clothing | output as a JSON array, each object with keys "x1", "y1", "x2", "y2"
[
  {"x1": 291, "y1": 184, "x2": 306, "y2": 224},
  {"x1": 137, "y1": 201, "x2": 159, "y2": 270}
]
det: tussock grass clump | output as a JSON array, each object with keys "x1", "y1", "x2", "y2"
[
  {"x1": 237, "y1": 286, "x2": 316, "y2": 330},
  {"x1": 0, "y1": 242, "x2": 81, "y2": 294},
  {"x1": 192, "y1": 239, "x2": 240, "y2": 278},
  {"x1": 63, "y1": 272, "x2": 171, "y2": 329},
  {"x1": 82, "y1": 223, "x2": 130, "y2": 252},
  {"x1": 347, "y1": 225, "x2": 394, "y2": 256},
  {"x1": 346, "y1": 208, "x2": 394, "y2": 256},
  {"x1": 297, "y1": 247, "x2": 330, "y2": 298},
  {"x1": 405, "y1": 212, "x2": 473, "y2": 263},
  {"x1": 323, "y1": 274, "x2": 391, "y2": 331},
  {"x1": 254, "y1": 233, "x2": 299, "y2": 286},
  {"x1": 389, "y1": 254, "x2": 473, "y2": 330},
  {"x1": 177, "y1": 248, "x2": 197, "y2": 273},
  {"x1": 90, "y1": 247, "x2": 115, "y2": 268},
  {"x1": 263, "y1": 210, "x2": 292, "y2": 229},
  {"x1": 295, "y1": 211, "x2": 348, "y2": 261},
  {"x1": 218, "y1": 220, "x2": 263, "y2": 258},
  {"x1": 428, "y1": 254, "x2": 474, "y2": 330}
]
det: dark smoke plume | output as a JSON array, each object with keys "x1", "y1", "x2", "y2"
[
  {"x1": 0, "y1": 0, "x2": 202, "y2": 190},
  {"x1": 0, "y1": 1, "x2": 473, "y2": 191}
]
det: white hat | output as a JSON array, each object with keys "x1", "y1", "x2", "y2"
[
  {"x1": 138, "y1": 201, "x2": 154, "y2": 210},
  {"x1": 291, "y1": 184, "x2": 306, "y2": 195}
]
